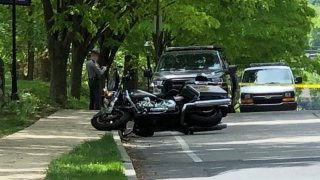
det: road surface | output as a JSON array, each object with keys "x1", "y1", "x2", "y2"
[{"x1": 125, "y1": 110, "x2": 320, "y2": 180}]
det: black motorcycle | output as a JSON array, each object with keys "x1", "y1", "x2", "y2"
[{"x1": 91, "y1": 67, "x2": 230, "y2": 137}]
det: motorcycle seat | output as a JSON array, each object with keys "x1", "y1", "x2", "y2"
[{"x1": 129, "y1": 89, "x2": 157, "y2": 99}]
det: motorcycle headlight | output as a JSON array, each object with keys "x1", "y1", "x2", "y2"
[{"x1": 102, "y1": 88, "x2": 114, "y2": 98}]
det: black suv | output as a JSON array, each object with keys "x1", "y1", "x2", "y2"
[{"x1": 150, "y1": 46, "x2": 238, "y2": 111}]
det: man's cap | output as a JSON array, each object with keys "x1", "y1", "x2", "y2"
[{"x1": 91, "y1": 48, "x2": 100, "y2": 54}]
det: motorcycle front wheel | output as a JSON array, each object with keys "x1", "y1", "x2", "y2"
[{"x1": 91, "y1": 109, "x2": 130, "y2": 131}]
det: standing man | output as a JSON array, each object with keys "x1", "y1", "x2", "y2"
[{"x1": 86, "y1": 48, "x2": 107, "y2": 110}]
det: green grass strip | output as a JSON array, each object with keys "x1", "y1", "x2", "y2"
[{"x1": 45, "y1": 133, "x2": 126, "y2": 180}]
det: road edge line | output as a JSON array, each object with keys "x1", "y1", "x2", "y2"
[{"x1": 112, "y1": 131, "x2": 137, "y2": 180}]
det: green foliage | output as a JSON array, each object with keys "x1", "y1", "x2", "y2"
[
  {"x1": 1, "y1": 0, "x2": 316, "y2": 102},
  {"x1": 0, "y1": 1, "x2": 47, "y2": 66},
  {"x1": 45, "y1": 133, "x2": 126, "y2": 180},
  {"x1": 0, "y1": 79, "x2": 90, "y2": 137},
  {"x1": 204, "y1": 0, "x2": 314, "y2": 64},
  {"x1": 120, "y1": 0, "x2": 315, "y2": 89},
  {"x1": 0, "y1": 80, "x2": 54, "y2": 136},
  {"x1": 65, "y1": 96, "x2": 89, "y2": 110},
  {"x1": 3, "y1": 93, "x2": 40, "y2": 117},
  {"x1": 309, "y1": 4, "x2": 320, "y2": 47},
  {"x1": 309, "y1": 0, "x2": 320, "y2": 5},
  {"x1": 123, "y1": 0, "x2": 314, "y2": 68}
]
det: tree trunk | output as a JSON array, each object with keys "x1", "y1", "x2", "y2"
[
  {"x1": 70, "y1": 42, "x2": 89, "y2": 99},
  {"x1": 26, "y1": 40, "x2": 34, "y2": 80},
  {"x1": 152, "y1": 31, "x2": 174, "y2": 64},
  {"x1": 42, "y1": 0, "x2": 72, "y2": 105},
  {"x1": 26, "y1": 5, "x2": 34, "y2": 80},
  {"x1": 48, "y1": 38, "x2": 70, "y2": 105},
  {"x1": 70, "y1": 13, "x2": 101, "y2": 99},
  {"x1": 123, "y1": 53, "x2": 138, "y2": 90},
  {"x1": 40, "y1": 52, "x2": 50, "y2": 81}
]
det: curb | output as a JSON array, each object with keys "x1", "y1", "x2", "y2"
[{"x1": 112, "y1": 131, "x2": 137, "y2": 180}]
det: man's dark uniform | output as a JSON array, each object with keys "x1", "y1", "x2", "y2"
[{"x1": 86, "y1": 59, "x2": 105, "y2": 110}]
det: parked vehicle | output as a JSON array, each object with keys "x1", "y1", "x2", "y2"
[
  {"x1": 239, "y1": 63, "x2": 302, "y2": 112},
  {"x1": 91, "y1": 67, "x2": 230, "y2": 137},
  {"x1": 146, "y1": 46, "x2": 238, "y2": 112}
]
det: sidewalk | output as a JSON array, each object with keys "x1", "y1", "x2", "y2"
[{"x1": 0, "y1": 110, "x2": 133, "y2": 180}]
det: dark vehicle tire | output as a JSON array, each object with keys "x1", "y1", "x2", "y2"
[
  {"x1": 91, "y1": 109, "x2": 130, "y2": 131},
  {"x1": 188, "y1": 109, "x2": 222, "y2": 127},
  {"x1": 134, "y1": 129, "x2": 154, "y2": 137}
]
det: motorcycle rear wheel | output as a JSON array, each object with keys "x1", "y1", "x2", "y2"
[
  {"x1": 91, "y1": 109, "x2": 130, "y2": 131},
  {"x1": 187, "y1": 109, "x2": 222, "y2": 127}
]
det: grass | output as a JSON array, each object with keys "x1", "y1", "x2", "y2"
[
  {"x1": 0, "y1": 79, "x2": 89, "y2": 137},
  {"x1": 0, "y1": 80, "x2": 56, "y2": 137},
  {"x1": 45, "y1": 133, "x2": 126, "y2": 180}
]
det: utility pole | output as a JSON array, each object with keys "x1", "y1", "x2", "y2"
[
  {"x1": 11, "y1": 0, "x2": 19, "y2": 100},
  {"x1": 155, "y1": 0, "x2": 160, "y2": 63}
]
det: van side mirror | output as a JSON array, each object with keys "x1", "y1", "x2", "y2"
[
  {"x1": 144, "y1": 69, "x2": 153, "y2": 78},
  {"x1": 295, "y1": 76, "x2": 302, "y2": 84}
]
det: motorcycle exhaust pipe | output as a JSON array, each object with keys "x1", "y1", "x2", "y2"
[{"x1": 180, "y1": 99, "x2": 231, "y2": 126}]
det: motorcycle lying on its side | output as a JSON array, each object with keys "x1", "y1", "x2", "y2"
[{"x1": 91, "y1": 67, "x2": 230, "y2": 137}]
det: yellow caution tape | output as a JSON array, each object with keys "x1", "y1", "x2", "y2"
[
  {"x1": 295, "y1": 84, "x2": 320, "y2": 89},
  {"x1": 239, "y1": 83, "x2": 320, "y2": 89}
]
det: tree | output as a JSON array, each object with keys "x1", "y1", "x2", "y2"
[
  {"x1": 69, "y1": 1, "x2": 150, "y2": 99},
  {"x1": 163, "y1": 0, "x2": 313, "y2": 65},
  {"x1": 39, "y1": 0, "x2": 314, "y2": 104},
  {"x1": 41, "y1": 0, "x2": 74, "y2": 104},
  {"x1": 121, "y1": 0, "x2": 314, "y2": 84},
  {"x1": 0, "y1": 1, "x2": 47, "y2": 79},
  {"x1": 19, "y1": 1, "x2": 47, "y2": 80}
]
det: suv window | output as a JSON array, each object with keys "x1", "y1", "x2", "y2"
[
  {"x1": 157, "y1": 51, "x2": 222, "y2": 72},
  {"x1": 242, "y1": 68, "x2": 293, "y2": 84}
]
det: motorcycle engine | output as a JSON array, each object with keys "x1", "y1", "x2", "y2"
[{"x1": 136, "y1": 97, "x2": 176, "y2": 112}]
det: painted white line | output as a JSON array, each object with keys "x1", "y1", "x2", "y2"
[
  {"x1": 227, "y1": 119, "x2": 320, "y2": 126},
  {"x1": 174, "y1": 136, "x2": 203, "y2": 163}
]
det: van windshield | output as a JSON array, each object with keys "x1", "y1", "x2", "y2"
[
  {"x1": 242, "y1": 68, "x2": 293, "y2": 84},
  {"x1": 157, "y1": 52, "x2": 222, "y2": 71}
]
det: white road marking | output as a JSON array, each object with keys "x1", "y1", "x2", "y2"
[
  {"x1": 227, "y1": 119, "x2": 320, "y2": 126},
  {"x1": 174, "y1": 136, "x2": 203, "y2": 163}
]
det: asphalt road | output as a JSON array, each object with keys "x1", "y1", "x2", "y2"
[{"x1": 125, "y1": 110, "x2": 320, "y2": 180}]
